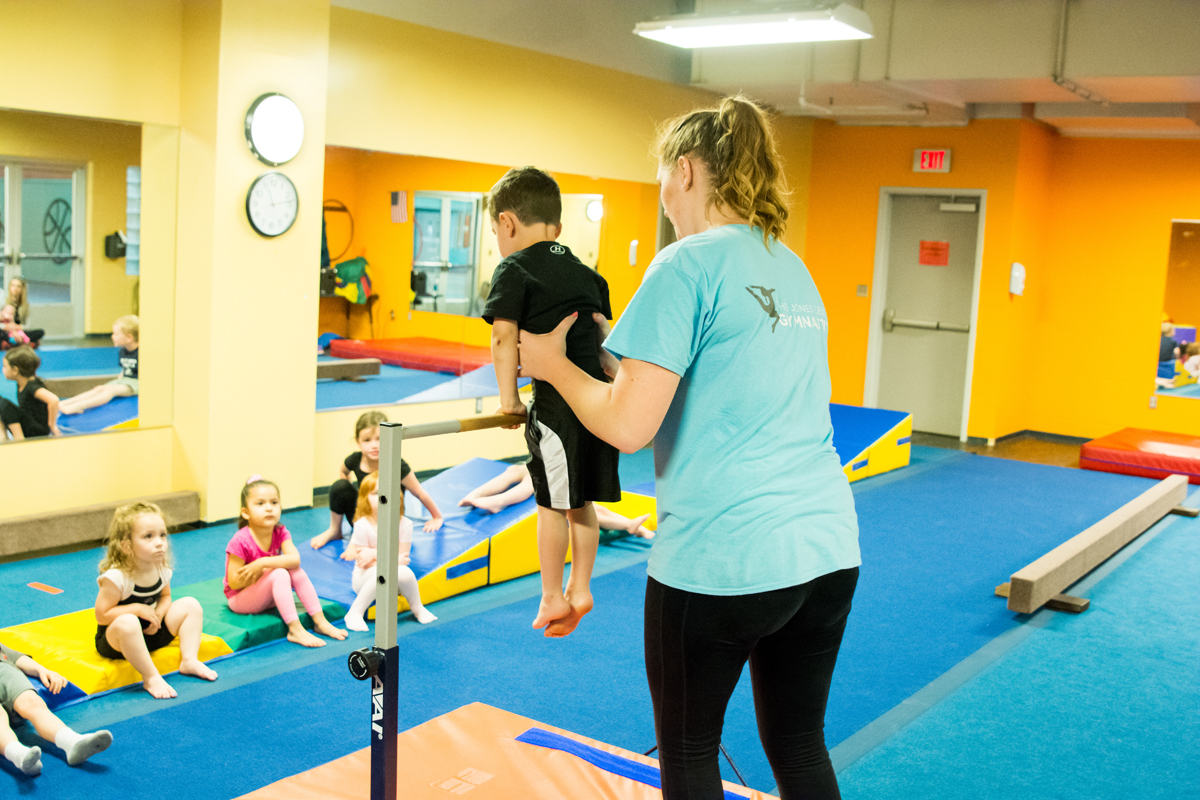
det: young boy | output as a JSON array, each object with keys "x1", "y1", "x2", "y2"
[
  {"x1": 482, "y1": 167, "x2": 621, "y2": 638},
  {"x1": 1, "y1": 643, "x2": 112, "y2": 775},
  {"x1": 0, "y1": 345, "x2": 59, "y2": 440},
  {"x1": 59, "y1": 315, "x2": 139, "y2": 416}
]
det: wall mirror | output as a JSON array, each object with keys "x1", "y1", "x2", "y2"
[{"x1": 1155, "y1": 220, "x2": 1200, "y2": 399}]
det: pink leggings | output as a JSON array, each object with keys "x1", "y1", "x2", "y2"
[{"x1": 227, "y1": 567, "x2": 321, "y2": 624}]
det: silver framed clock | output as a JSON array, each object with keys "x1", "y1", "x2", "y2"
[{"x1": 246, "y1": 171, "x2": 299, "y2": 237}]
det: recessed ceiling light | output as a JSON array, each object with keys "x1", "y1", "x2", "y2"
[
  {"x1": 634, "y1": 3, "x2": 873, "y2": 48},
  {"x1": 586, "y1": 200, "x2": 604, "y2": 222}
]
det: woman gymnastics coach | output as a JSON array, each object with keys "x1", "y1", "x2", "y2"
[{"x1": 517, "y1": 95, "x2": 861, "y2": 800}]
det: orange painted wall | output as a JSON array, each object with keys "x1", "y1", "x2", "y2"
[
  {"x1": 808, "y1": 119, "x2": 1200, "y2": 441},
  {"x1": 1027, "y1": 137, "x2": 1200, "y2": 438},
  {"x1": 319, "y1": 146, "x2": 662, "y2": 353}
]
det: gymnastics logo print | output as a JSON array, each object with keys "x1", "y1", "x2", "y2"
[{"x1": 745, "y1": 285, "x2": 828, "y2": 333}]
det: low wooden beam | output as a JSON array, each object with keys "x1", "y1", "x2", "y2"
[
  {"x1": 41, "y1": 374, "x2": 120, "y2": 398},
  {"x1": 995, "y1": 582, "x2": 1089, "y2": 614},
  {"x1": 1006, "y1": 474, "x2": 1188, "y2": 614},
  {"x1": 317, "y1": 358, "x2": 381, "y2": 382}
]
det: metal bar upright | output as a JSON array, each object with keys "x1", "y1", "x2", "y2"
[{"x1": 372, "y1": 421, "x2": 404, "y2": 800}]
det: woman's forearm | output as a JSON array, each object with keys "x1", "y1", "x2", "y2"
[{"x1": 541, "y1": 358, "x2": 663, "y2": 454}]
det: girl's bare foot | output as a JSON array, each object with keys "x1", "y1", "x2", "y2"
[
  {"x1": 545, "y1": 591, "x2": 594, "y2": 638},
  {"x1": 458, "y1": 492, "x2": 480, "y2": 507},
  {"x1": 532, "y1": 592, "x2": 571, "y2": 630},
  {"x1": 310, "y1": 529, "x2": 337, "y2": 549},
  {"x1": 625, "y1": 513, "x2": 655, "y2": 539},
  {"x1": 287, "y1": 628, "x2": 326, "y2": 647},
  {"x1": 315, "y1": 619, "x2": 348, "y2": 640},
  {"x1": 143, "y1": 674, "x2": 177, "y2": 698},
  {"x1": 179, "y1": 658, "x2": 218, "y2": 681}
]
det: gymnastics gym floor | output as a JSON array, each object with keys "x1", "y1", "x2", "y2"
[{"x1": 1, "y1": 446, "x2": 1196, "y2": 798}]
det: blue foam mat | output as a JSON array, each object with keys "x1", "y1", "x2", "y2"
[
  {"x1": 33, "y1": 346, "x2": 119, "y2": 375},
  {"x1": 399, "y1": 363, "x2": 531, "y2": 404},
  {"x1": 58, "y1": 395, "x2": 138, "y2": 433},
  {"x1": 830, "y1": 403, "x2": 909, "y2": 467},
  {"x1": 315, "y1": 363, "x2": 455, "y2": 410}
]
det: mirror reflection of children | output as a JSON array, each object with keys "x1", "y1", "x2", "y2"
[
  {"x1": 58, "y1": 316, "x2": 139, "y2": 416},
  {"x1": 310, "y1": 410, "x2": 444, "y2": 551},
  {"x1": 342, "y1": 472, "x2": 436, "y2": 631},
  {"x1": 225, "y1": 477, "x2": 348, "y2": 648},
  {"x1": 460, "y1": 463, "x2": 654, "y2": 539},
  {"x1": 1, "y1": 346, "x2": 60, "y2": 440},
  {"x1": 1, "y1": 305, "x2": 32, "y2": 349},
  {"x1": 0, "y1": 644, "x2": 112, "y2": 776},
  {"x1": 1183, "y1": 342, "x2": 1200, "y2": 378},
  {"x1": 94, "y1": 502, "x2": 217, "y2": 700}
]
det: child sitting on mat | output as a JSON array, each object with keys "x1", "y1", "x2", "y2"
[
  {"x1": 226, "y1": 477, "x2": 348, "y2": 647},
  {"x1": 0, "y1": 644, "x2": 112, "y2": 776},
  {"x1": 1, "y1": 345, "x2": 60, "y2": 440},
  {"x1": 1183, "y1": 342, "x2": 1200, "y2": 379},
  {"x1": 459, "y1": 463, "x2": 654, "y2": 539},
  {"x1": 309, "y1": 410, "x2": 445, "y2": 552},
  {"x1": 0, "y1": 305, "x2": 32, "y2": 349},
  {"x1": 94, "y1": 501, "x2": 217, "y2": 699},
  {"x1": 482, "y1": 166, "x2": 622, "y2": 637},
  {"x1": 342, "y1": 472, "x2": 436, "y2": 631},
  {"x1": 58, "y1": 315, "x2": 139, "y2": 416}
]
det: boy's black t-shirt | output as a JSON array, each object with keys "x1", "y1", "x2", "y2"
[
  {"x1": 119, "y1": 346, "x2": 139, "y2": 379},
  {"x1": 344, "y1": 451, "x2": 410, "y2": 485},
  {"x1": 482, "y1": 241, "x2": 612, "y2": 395},
  {"x1": 19, "y1": 377, "x2": 50, "y2": 435}
]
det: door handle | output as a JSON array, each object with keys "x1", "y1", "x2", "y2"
[{"x1": 883, "y1": 308, "x2": 969, "y2": 333}]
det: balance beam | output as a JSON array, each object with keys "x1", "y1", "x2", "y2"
[
  {"x1": 317, "y1": 358, "x2": 381, "y2": 382},
  {"x1": 41, "y1": 374, "x2": 120, "y2": 398},
  {"x1": 0, "y1": 491, "x2": 200, "y2": 558},
  {"x1": 1000, "y1": 474, "x2": 1188, "y2": 614}
]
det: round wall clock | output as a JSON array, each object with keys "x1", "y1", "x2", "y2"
[
  {"x1": 246, "y1": 171, "x2": 299, "y2": 237},
  {"x1": 245, "y1": 93, "x2": 304, "y2": 166}
]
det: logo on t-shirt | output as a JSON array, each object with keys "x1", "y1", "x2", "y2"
[
  {"x1": 549, "y1": 244, "x2": 565, "y2": 255},
  {"x1": 746, "y1": 285, "x2": 781, "y2": 333}
]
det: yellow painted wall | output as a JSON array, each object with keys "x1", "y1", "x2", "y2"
[
  {"x1": 0, "y1": 0, "x2": 182, "y2": 126},
  {"x1": 325, "y1": 8, "x2": 716, "y2": 184},
  {"x1": 0, "y1": 110, "x2": 142, "y2": 333}
]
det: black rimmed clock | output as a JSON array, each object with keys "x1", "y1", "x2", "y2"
[{"x1": 245, "y1": 171, "x2": 299, "y2": 238}]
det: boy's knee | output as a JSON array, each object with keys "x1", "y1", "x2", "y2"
[{"x1": 12, "y1": 689, "x2": 47, "y2": 717}]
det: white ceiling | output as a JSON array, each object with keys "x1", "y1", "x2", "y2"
[{"x1": 334, "y1": 0, "x2": 1200, "y2": 137}]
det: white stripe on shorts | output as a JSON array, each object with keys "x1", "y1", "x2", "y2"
[{"x1": 536, "y1": 420, "x2": 572, "y2": 509}]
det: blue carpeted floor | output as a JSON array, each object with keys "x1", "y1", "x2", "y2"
[
  {"x1": 0, "y1": 448, "x2": 1177, "y2": 799},
  {"x1": 314, "y1": 363, "x2": 456, "y2": 410}
]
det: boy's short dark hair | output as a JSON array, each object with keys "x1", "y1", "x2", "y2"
[
  {"x1": 487, "y1": 167, "x2": 562, "y2": 227},
  {"x1": 4, "y1": 345, "x2": 40, "y2": 378}
]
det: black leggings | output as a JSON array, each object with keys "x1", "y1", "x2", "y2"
[
  {"x1": 328, "y1": 479, "x2": 358, "y2": 519},
  {"x1": 0, "y1": 397, "x2": 49, "y2": 438},
  {"x1": 644, "y1": 567, "x2": 859, "y2": 800}
]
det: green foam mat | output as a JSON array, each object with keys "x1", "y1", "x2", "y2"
[{"x1": 174, "y1": 577, "x2": 346, "y2": 652}]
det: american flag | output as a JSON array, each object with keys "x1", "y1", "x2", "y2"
[{"x1": 391, "y1": 191, "x2": 408, "y2": 223}]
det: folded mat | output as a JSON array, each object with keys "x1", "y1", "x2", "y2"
[{"x1": 182, "y1": 577, "x2": 347, "y2": 652}]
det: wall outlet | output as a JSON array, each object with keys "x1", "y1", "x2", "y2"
[
  {"x1": 390, "y1": 309, "x2": 395, "y2": 320},
  {"x1": 1149, "y1": 395, "x2": 1158, "y2": 409},
  {"x1": 856, "y1": 284, "x2": 869, "y2": 297}
]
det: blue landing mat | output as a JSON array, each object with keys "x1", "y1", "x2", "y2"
[
  {"x1": 838, "y1": 490, "x2": 1200, "y2": 800},
  {"x1": 33, "y1": 346, "x2": 119, "y2": 376},
  {"x1": 830, "y1": 404, "x2": 908, "y2": 467},
  {"x1": 1156, "y1": 382, "x2": 1200, "y2": 398},
  {"x1": 400, "y1": 363, "x2": 531, "y2": 404},
  {"x1": 314, "y1": 363, "x2": 455, "y2": 410},
  {"x1": 58, "y1": 396, "x2": 138, "y2": 433}
]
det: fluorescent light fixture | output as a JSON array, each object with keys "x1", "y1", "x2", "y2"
[{"x1": 634, "y1": 3, "x2": 872, "y2": 48}]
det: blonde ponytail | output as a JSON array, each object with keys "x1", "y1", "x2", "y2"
[{"x1": 656, "y1": 95, "x2": 789, "y2": 247}]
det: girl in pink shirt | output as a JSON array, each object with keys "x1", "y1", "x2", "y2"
[{"x1": 224, "y1": 477, "x2": 348, "y2": 648}]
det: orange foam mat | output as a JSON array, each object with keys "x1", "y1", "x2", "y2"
[{"x1": 237, "y1": 702, "x2": 769, "y2": 799}]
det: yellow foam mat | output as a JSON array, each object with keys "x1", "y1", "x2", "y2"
[
  {"x1": 372, "y1": 491, "x2": 657, "y2": 618},
  {"x1": 0, "y1": 608, "x2": 232, "y2": 695},
  {"x1": 843, "y1": 414, "x2": 912, "y2": 484}
]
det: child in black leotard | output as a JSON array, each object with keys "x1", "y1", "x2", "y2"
[
  {"x1": 309, "y1": 410, "x2": 445, "y2": 553},
  {"x1": 0, "y1": 345, "x2": 59, "y2": 440}
]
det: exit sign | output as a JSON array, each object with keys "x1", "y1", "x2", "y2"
[{"x1": 913, "y1": 149, "x2": 951, "y2": 173}]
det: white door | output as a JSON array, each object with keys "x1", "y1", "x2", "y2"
[
  {"x1": 1, "y1": 162, "x2": 86, "y2": 339},
  {"x1": 876, "y1": 195, "x2": 979, "y2": 437}
]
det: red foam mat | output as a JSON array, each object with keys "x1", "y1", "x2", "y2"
[
  {"x1": 329, "y1": 337, "x2": 491, "y2": 375},
  {"x1": 1080, "y1": 428, "x2": 1200, "y2": 484}
]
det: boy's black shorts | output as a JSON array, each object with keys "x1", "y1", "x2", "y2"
[{"x1": 526, "y1": 396, "x2": 621, "y2": 510}]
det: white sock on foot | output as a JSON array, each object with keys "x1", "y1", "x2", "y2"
[
  {"x1": 56, "y1": 727, "x2": 113, "y2": 766},
  {"x1": 411, "y1": 606, "x2": 437, "y2": 624},
  {"x1": 5, "y1": 741, "x2": 42, "y2": 775},
  {"x1": 344, "y1": 613, "x2": 368, "y2": 632}
]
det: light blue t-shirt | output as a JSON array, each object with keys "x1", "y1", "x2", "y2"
[{"x1": 603, "y1": 225, "x2": 860, "y2": 595}]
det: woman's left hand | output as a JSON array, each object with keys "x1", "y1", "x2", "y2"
[{"x1": 518, "y1": 313, "x2": 576, "y2": 381}]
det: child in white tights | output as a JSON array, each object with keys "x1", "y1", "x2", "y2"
[{"x1": 342, "y1": 471, "x2": 436, "y2": 631}]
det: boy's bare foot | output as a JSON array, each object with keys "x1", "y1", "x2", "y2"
[
  {"x1": 179, "y1": 658, "x2": 218, "y2": 681},
  {"x1": 287, "y1": 628, "x2": 326, "y2": 647},
  {"x1": 532, "y1": 592, "x2": 572, "y2": 630},
  {"x1": 143, "y1": 675, "x2": 177, "y2": 699},
  {"x1": 625, "y1": 513, "x2": 655, "y2": 539},
  {"x1": 464, "y1": 495, "x2": 506, "y2": 514},
  {"x1": 310, "y1": 529, "x2": 337, "y2": 549},
  {"x1": 314, "y1": 619, "x2": 348, "y2": 640},
  {"x1": 545, "y1": 591, "x2": 594, "y2": 638},
  {"x1": 458, "y1": 492, "x2": 480, "y2": 507}
]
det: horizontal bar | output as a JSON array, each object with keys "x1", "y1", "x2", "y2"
[{"x1": 385, "y1": 413, "x2": 526, "y2": 441}]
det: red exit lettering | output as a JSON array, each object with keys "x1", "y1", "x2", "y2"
[{"x1": 913, "y1": 149, "x2": 952, "y2": 173}]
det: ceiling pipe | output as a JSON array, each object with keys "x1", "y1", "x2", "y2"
[{"x1": 1052, "y1": 0, "x2": 1109, "y2": 107}]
